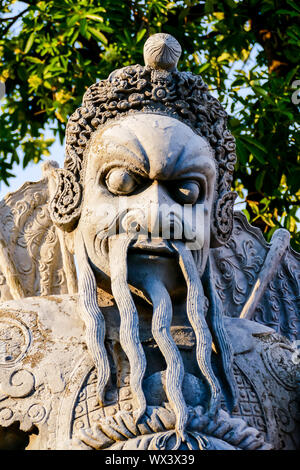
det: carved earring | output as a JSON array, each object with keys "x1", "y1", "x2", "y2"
[
  {"x1": 49, "y1": 168, "x2": 82, "y2": 232},
  {"x1": 210, "y1": 191, "x2": 237, "y2": 247}
]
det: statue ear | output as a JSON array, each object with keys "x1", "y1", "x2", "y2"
[
  {"x1": 49, "y1": 168, "x2": 82, "y2": 232},
  {"x1": 210, "y1": 191, "x2": 237, "y2": 248}
]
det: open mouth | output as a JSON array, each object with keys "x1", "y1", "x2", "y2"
[{"x1": 128, "y1": 238, "x2": 175, "y2": 258}]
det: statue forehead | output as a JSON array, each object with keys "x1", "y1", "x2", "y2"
[{"x1": 87, "y1": 113, "x2": 216, "y2": 179}]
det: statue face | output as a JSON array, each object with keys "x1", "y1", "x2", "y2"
[{"x1": 77, "y1": 113, "x2": 216, "y2": 296}]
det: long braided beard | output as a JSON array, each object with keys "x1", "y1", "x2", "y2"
[{"x1": 76, "y1": 231, "x2": 237, "y2": 448}]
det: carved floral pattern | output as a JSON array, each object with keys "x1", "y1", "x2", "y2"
[
  {"x1": 253, "y1": 250, "x2": 300, "y2": 341},
  {"x1": 212, "y1": 212, "x2": 265, "y2": 316},
  {"x1": 0, "y1": 175, "x2": 70, "y2": 300},
  {"x1": 0, "y1": 318, "x2": 31, "y2": 366},
  {"x1": 72, "y1": 365, "x2": 271, "y2": 450},
  {"x1": 212, "y1": 212, "x2": 299, "y2": 341}
]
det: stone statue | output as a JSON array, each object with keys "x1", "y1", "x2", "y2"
[{"x1": 0, "y1": 33, "x2": 299, "y2": 451}]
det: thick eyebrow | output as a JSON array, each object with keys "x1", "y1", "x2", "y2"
[
  {"x1": 100, "y1": 145, "x2": 150, "y2": 177},
  {"x1": 98, "y1": 144, "x2": 216, "y2": 182},
  {"x1": 167, "y1": 145, "x2": 216, "y2": 181},
  {"x1": 91, "y1": 130, "x2": 150, "y2": 174},
  {"x1": 90, "y1": 124, "x2": 216, "y2": 181}
]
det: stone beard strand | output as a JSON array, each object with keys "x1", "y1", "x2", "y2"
[
  {"x1": 75, "y1": 233, "x2": 110, "y2": 406},
  {"x1": 202, "y1": 258, "x2": 238, "y2": 412},
  {"x1": 144, "y1": 279, "x2": 189, "y2": 447},
  {"x1": 172, "y1": 242, "x2": 221, "y2": 415},
  {"x1": 174, "y1": 242, "x2": 237, "y2": 414},
  {"x1": 108, "y1": 235, "x2": 147, "y2": 423},
  {"x1": 75, "y1": 232, "x2": 238, "y2": 448}
]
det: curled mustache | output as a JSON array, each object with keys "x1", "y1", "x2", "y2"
[{"x1": 93, "y1": 205, "x2": 204, "y2": 264}]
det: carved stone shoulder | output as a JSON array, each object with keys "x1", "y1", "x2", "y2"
[{"x1": 225, "y1": 317, "x2": 300, "y2": 450}]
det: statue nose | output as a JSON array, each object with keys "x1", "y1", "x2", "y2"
[
  {"x1": 123, "y1": 181, "x2": 183, "y2": 239},
  {"x1": 121, "y1": 208, "x2": 145, "y2": 234},
  {"x1": 143, "y1": 180, "x2": 172, "y2": 206}
]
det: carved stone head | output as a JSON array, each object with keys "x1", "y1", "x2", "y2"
[
  {"x1": 50, "y1": 33, "x2": 237, "y2": 249},
  {"x1": 49, "y1": 33, "x2": 238, "y2": 447}
]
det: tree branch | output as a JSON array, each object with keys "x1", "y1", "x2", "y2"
[
  {"x1": 0, "y1": 7, "x2": 29, "y2": 22},
  {"x1": 0, "y1": 7, "x2": 30, "y2": 35}
]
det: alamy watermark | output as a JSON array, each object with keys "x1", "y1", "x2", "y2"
[
  {"x1": 291, "y1": 80, "x2": 300, "y2": 105},
  {"x1": 0, "y1": 81, "x2": 5, "y2": 101},
  {"x1": 96, "y1": 199, "x2": 205, "y2": 251}
]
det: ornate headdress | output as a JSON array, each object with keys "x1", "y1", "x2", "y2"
[{"x1": 50, "y1": 33, "x2": 237, "y2": 245}]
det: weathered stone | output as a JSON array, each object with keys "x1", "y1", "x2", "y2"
[{"x1": 0, "y1": 33, "x2": 299, "y2": 450}]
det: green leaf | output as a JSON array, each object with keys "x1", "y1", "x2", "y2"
[
  {"x1": 97, "y1": 24, "x2": 114, "y2": 33},
  {"x1": 136, "y1": 29, "x2": 147, "y2": 43},
  {"x1": 80, "y1": 19, "x2": 88, "y2": 37},
  {"x1": 85, "y1": 14, "x2": 104, "y2": 23},
  {"x1": 235, "y1": 138, "x2": 248, "y2": 165},
  {"x1": 285, "y1": 66, "x2": 299, "y2": 86},
  {"x1": 198, "y1": 62, "x2": 210, "y2": 73},
  {"x1": 240, "y1": 140, "x2": 267, "y2": 164},
  {"x1": 247, "y1": 200, "x2": 260, "y2": 215},
  {"x1": 231, "y1": 78, "x2": 246, "y2": 87},
  {"x1": 276, "y1": 9, "x2": 300, "y2": 17},
  {"x1": 229, "y1": 118, "x2": 241, "y2": 129},
  {"x1": 239, "y1": 136, "x2": 268, "y2": 154},
  {"x1": 242, "y1": 209, "x2": 251, "y2": 221},
  {"x1": 286, "y1": 0, "x2": 300, "y2": 13},
  {"x1": 26, "y1": 56, "x2": 44, "y2": 64},
  {"x1": 67, "y1": 15, "x2": 81, "y2": 27},
  {"x1": 255, "y1": 170, "x2": 266, "y2": 192},
  {"x1": 68, "y1": 29, "x2": 80, "y2": 45},
  {"x1": 24, "y1": 32, "x2": 35, "y2": 54},
  {"x1": 252, "y1": 86, "x2": 269, "y2": 97},
  {"x1": 88, "y1": 26, "x2": 108, "y2": 45}
]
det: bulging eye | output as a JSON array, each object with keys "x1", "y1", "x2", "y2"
[
  {"x1": 172, "y1": 180, "x2": 202, "y2": 204},
  {"x1": 105, "y1": 168, "x2": 138, "y2": 195}
]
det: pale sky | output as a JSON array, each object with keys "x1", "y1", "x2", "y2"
[{"x1": 0, "y1": 131, "x2": 65, "y2": 200}]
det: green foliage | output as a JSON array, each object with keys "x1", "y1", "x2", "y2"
[{"x1": 0, "y1": 0, "x2": 299, "y2": 249}]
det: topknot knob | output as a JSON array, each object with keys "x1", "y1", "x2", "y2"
[{"x1": 143, "y1": 33, "x2": 182, "y2": 71}]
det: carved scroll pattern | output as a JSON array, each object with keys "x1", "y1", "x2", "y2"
[
  {"x1": 211, "y1": 212, "x2": 267, "y2": 318},
  {"x1": 253, "y1": 249, "x2": 300, "y2": 341},
  {"x1": 0, "y1": 176, "x2": 69, "y2": 300},
  {"x1": 212, "y1": 212, "x2": 300, "y2": 341}
]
